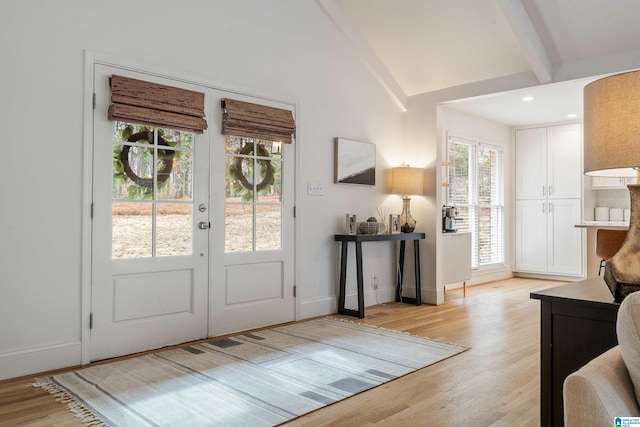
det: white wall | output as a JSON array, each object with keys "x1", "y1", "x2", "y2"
[{"x1": 0, "y1": 0, "x2": 404, "y2": 379}]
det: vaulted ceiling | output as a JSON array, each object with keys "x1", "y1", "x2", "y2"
[{"x1": 320, "y1": 0, "x2": 640, "y2": 125}]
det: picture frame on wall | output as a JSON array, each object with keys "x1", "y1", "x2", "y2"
[{"x1": 334, "y1": 138, "x2": 376, "y2": 186}]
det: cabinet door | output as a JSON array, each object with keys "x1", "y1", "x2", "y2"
[
  {"x1": 442, "y1": 232, "x2": 472, "y2": 284},
  {"x1": 515, "y1": 200, "x2": 548, "y2": 272},
  {"x1": 591, "y1": 176, "x2": 626, "y2": 189},
  {"x1": 516, "y1": 128, "x2": 547, "y2": 199},
  {"x1": 547, "y1": 199, "x2": 583, "y2": 275},
  {"x1": 547, "y1": 124, "x2": 582, "y2": 199}
]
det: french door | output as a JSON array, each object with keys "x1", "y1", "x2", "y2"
[
  {"x1": 89, "y1": 63, "x2": 295, "y2": 361},
  {"x1": 90, "y1": 64, "x2": 210, "y2": 360}
]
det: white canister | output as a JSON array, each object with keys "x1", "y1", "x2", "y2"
[
  {"x1": 610, "y1": 208, "x2": 624, "y2": 221},
  {"x1": 625, "y1": 208, "x2": 631, "y2": 222},
  {"x1": 595, "y1": 206, "x2": 610, "y2": 221}
]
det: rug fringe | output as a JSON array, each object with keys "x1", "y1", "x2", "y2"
[
  {"x1": 32, "y1": 379, "x2": 110, "y2": 427},
  {"x1": 324, "y1": 316, "x2": 469, "y2": 350}
]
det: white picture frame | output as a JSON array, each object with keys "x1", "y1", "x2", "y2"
[{"x1": 389, "y1": 214, "x2": 401, "y2": 234}]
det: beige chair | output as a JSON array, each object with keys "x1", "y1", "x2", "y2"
[{"x1": 595, "y1": 229, "x2": 628, "y2": 276}]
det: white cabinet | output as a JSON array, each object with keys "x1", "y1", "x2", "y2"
[
  {"x1": 443, "y1": 232, "x2": 472, "y2": 284},
  {"x1": 515, "y1": 124, "x2": 581, "y2": 200},
  {"x1": 515, "y1": 199, "x2": 583, "y2": 275},
  {"x1": 591, "y1": 176, "x2": 637, "y2": 189},
  {"x1": 547, "y1": 199, "x2": 583, "y2": 274},
  {"x1": 515, "y1": 127, "x2": 546, "y2": 199},
  {"x1": 515, "y1": 200, "x2": 547, "y2": 272},
  {"x1": 515, "y1": 123, "x2": 583, "y2": 276}
]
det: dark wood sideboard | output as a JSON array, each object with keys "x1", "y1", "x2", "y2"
[{"x1": 530, "y1": 277, "x2": 620, "y2": 427}]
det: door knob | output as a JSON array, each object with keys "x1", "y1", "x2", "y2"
[{"x1": 198, "y1": 221, "x2": 210, "y2": 230}]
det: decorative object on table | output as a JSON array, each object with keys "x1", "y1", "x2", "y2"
[
  {"x1": 584, "y1": 70, "x2": 640, "y2": 301},
  {"x1": 389, "y1": 214, "x2": 401, "y2": 234},
  {"x1": 390, "y1": 166, "x2": 424, "y2": 232},
  {"x1": 376, "y1": 206, "x2": 390, "y2": 223},
  {"x1": 357, "y1": 217, "x2": 386, "y2": 235},
  {"x1": 334, "y1": 138, "x2": 376, "y2": 185},
  {"x1": 345, "y1": 214, "x2": 357, "y2": 235}
]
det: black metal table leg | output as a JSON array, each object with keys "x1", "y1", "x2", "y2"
[
  {"x1": 338, "y1": 241, "x2": 348, "y2": 315},
  {"x1": 414, "y1": 239, "x2": 421, "y2": 306},
  {"x1": 396, "y1": 241, "x2": 406, "y2": 302},
  {"x1": 355, "y1": 241, "x2": 365, "y2": 318}
]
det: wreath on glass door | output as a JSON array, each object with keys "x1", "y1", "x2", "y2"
[
  {"x1": 230, "y1": 143, "x2": 274, "y2": 191},
  {"x1": 120, "y1": 130, "x2": 175, "y2": 188}
]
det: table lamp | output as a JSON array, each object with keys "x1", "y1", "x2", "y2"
[
  {"x1": 391, "y1": 166, "x2": 423, "y2": 233},
  {"x1": 584, "y1": 70, "x2": 640, "y2": 301}
]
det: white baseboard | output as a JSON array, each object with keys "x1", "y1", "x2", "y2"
[
  {"x1": 297, "y1": 286, "x2": 400, "y2": 320},
  {"x1": 470, "y1": 268, "x2": 513, "y2": 285},
  {"x1": 514, "y1": 272, "x2": 585, "y2": 282},
  {"x1": 298, "y1": 296, "x2": 336, "y2": 319},
  {"x1": 0, "y1": 341, "x2": 82, "y2": 381}
]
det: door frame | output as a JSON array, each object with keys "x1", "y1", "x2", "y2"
[{"x1": 81, "y1": 51, "x2": 300, "y2": 364}]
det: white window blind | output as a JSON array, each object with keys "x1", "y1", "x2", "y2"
[{"x1": 448, "y1": 137, "x2": 504, "y2": 269}]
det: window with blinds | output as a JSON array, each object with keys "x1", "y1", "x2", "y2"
[{"x1": 448, "y1": 137, "x2": 504, "y2": 269}]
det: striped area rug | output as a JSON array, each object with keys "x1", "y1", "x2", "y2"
[{"x1": 35, "y1": 318, "x2": 467, "y2": 426}]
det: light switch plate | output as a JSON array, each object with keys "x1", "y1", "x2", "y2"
[{"x1": 307, "y1": 182, "x2": 324, "y2": 196}]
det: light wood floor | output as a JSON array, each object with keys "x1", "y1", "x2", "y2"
[{"x1": 0, "y1": 277, "x2": 565, "y2": 427}]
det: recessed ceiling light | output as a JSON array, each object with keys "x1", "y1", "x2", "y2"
[
  {"x1": 522, "y1": 96, "x2": 535, "y2": 102},
  {"x1": 567, "y1": 113, "x2": 578, "y2": 118}
]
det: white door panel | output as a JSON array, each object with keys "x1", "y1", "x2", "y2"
[
  {"x1": 548, "y1": 199, "x2": 583, "y2": 275},
  {"x1": 515, "y1": 128, "x2": 546, "y2": 199},
  {"x1": 208, "y1": 93, "x2": 295, "y2": 337},
  {"x1": 515, "y1": 200, "x2": 548, "y2": 272},
  {"x1": 225, "y1": 262, "x2": 283, "y2": 304},
  {"x1": 547, "y1": 124, "x2": 582, "y2": 199},
  {"x1": 90, "y1": 64, "x2": 209, "y2": 361}
]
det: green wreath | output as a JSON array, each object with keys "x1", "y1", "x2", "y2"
[
  {"x1": 120, "y1": 130, "x2": 174, "y2": 188},
  {"x1": 231, "y1": 143, "x2": 274, "y2": 191}
]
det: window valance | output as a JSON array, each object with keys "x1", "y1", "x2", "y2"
[
  {"x1": 108, "y1": 75, "x2": 208, "y2": 134},
  {"x1": 221, "y1": 98, "x2": 295, "y2": 143}
]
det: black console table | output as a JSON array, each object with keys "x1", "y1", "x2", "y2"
[
  {"x1": 334, "y1": 232, "x2": 425, "y2": 318},
  {"x1": 530, "y1": 277, "x2": 620, "y2": 427}
]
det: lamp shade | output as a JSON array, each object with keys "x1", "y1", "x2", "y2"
[
  {"x1": 584, "y1": 70, "x2": 640, "y2": 177},
  {"x1": 391, "y1": 166, "x2": 423, "y2": 195}
]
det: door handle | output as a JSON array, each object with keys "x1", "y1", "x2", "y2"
[{"x1": 198, "y1": 221, "x2": 210, "y2": 230}]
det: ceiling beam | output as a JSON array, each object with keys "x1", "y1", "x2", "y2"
[
  {"x1": 496, "y1": 0, "x2": 552, "y2": 84},
  {"x1": 315, "y1": 0, "x2": 408, "y2": 112}
]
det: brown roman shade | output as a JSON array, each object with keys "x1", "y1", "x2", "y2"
[
  {"x1": 221, "y1": 98, "x2": 295, "y2": 143},
  {"x1": 108, "y1": 75, "x2": 208, "y2": 134}
]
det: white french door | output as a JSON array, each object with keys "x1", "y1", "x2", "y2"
[
  {"x1": 90, "y1": 64, "x2": 210, "y2": 361},
  {"x1": 89, "y1": 63, "x2": 296, "y2": 360},
  {"x1": 208, "y1": 93, "x2": 296, "y2": 337}
]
